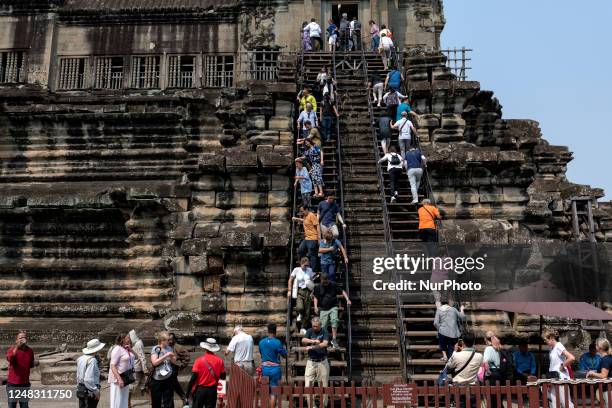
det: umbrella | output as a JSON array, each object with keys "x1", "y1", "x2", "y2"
[
  {"x1": 475, "y1": 301, "x2": 612, "y2": 376},
  {"x1": 475, "y1": 302, "x2": 612, "y2": 321}
]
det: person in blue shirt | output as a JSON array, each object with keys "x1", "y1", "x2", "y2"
[
  {"x1": 294, "y1": 159, "x2": 313, "y2": 209},
  {"x1": 318, "y1": 230, "x2": 348, "y2": 283},
  {"x1": 579, "y1": 342, "x2": 602, "y2": 372},
  {"x1": 259, "y1": 323, "x2": 287, "y2": 407},
  {"x1": 317, "y1": 195, "x2": 346, "y2": 239},
  {"x1": 396, "y1": 96, "x2": 416, "y2": 122},
  {"x1": 513, "y1": 339, "x2": 536, "y2": 383}
]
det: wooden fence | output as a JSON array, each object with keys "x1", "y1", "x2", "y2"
[{"x1": 226, "y1": 364, "x2": 612, "y2": 407}]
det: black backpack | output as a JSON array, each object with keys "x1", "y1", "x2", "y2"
[
  {"x1": 353, "y1": 20, "x2": 362, "y2": 31},
  {"x1": 498, "y1": 349, "x2": 515, "y2": 381},
  {"x1": 389, "y1": 153, "x2": 401, "y2": 166}
]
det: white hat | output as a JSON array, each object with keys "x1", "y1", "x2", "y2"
[
  {"x1": 200, "y1": 338, "x2": 220, "y2": 352},
  {"x1": 83, "y1": 339, "x2": 105, "y2": 355}
]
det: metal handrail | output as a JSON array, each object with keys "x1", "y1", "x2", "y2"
[
  {"x1": 398, "y1": 53, "x2": 467, "y2": 328},
  {"x1": 284, "y1": 45, "x2": 305, "y2": 382},
  {"x1": 332, "y1": 45, "x2": 353, "y2": 382},
  {"x1": 359, "y1": 47, "x2": 409, "y2": 381}
]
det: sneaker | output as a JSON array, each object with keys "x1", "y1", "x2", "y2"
[
  {"x1": 300, "y1": 328, "x2": 307, "y2": 335},
  {"x1": 331, "y1": 339, "x2": 340, "y2": 349},
  {"x1": 410, "y1": 199, "x2": 418, "y2": 205},
  {"x1": 390, "y1": 196, "x2": 396, "y2": 203},
  {"x1": 394, "y1": 191, "x2": 399, "y2": 198},
  {"x1": 296, "y1": 313, "x2": 302, "y2": 322}
]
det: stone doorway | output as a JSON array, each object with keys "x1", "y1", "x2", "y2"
[{"x1": 331, "y1": 2, "x2": 359, "y2": 26}]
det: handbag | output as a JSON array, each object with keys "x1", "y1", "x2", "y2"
[
  {"x1": 120, "y1": 368, "x2": 136, "y2": 386},
  {"x1": 76, "y1": 383, "x2": 90, "y2": 399}
]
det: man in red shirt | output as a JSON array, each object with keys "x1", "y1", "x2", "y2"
[
  {"x1": 6, "y1": 331, "x2": 36, "y2": 408},
  {"x1": 185, "y1": 338, "x2": 226, "y2": 408}
]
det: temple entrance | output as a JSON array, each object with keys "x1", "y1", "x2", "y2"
[{"x1": 331, "y1": 3, "x2": 359, "y2": 26}]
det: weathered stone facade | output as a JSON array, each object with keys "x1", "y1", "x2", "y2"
[{"x1": 404, "y1": 51, "x2": 612, "y2": 243}]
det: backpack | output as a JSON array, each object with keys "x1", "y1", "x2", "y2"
[
  {"x1": 388, "y1": 70, "x2": 401, "y2": 87},
  {"x1": 498, "y1": 349, "x2": 515, "y2": 381},
  {"x1": 389, "y1": 153, "x2": 401, "y2": 166},
  {"x1": 385, "y1": 92, "x2": 399, "y2": 107},
  {"x1": 353, "y1": 20, "x2": 362, "y2": 31},
  {"x1": 340, "y1": 19, "x2": 349, "y2": 32}
]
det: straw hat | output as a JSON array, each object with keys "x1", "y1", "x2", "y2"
[
  {"x1": 83, "y1": 339, "x2": 105, "y2": 355},
  {"x1": 200, "y1": 338, "x2": 220, "y2": 352}
]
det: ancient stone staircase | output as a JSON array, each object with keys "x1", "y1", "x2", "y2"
[{"x1": 287, "y1": 52, "x2": 348, "y2": 385}]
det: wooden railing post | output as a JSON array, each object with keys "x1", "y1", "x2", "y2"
[
  {"x1": 259, "y1": 376, "x2": 270, "y2": 408},
  {"x1": 527, "y1": 376, "x2": 540, "y2": 408}
]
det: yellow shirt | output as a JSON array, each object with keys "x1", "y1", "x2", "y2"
[{"x1": 300, "y1": 95, "x2": 317, "y2": 112}]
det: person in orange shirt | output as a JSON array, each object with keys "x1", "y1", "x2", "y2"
[
  {"x1": 185, "y1": 338, "x2": 226, "y2": 408},
  {"x1": 418, "y1": 199, "x2": 441, "y2": 242},
  {"x1": 293, "y1": 205, "x2": 320, "y2": 272}
]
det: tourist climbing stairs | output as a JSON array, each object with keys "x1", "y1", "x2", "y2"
[
  {"x1": 359, "y1": 50, "x2": 450, "y2": 382},
  {"x1": 333, "y1": 51, "x2": 405, "y2": 384},
  {"x1": 285, "y1": 51, "x2": 350, "y2": 385}
]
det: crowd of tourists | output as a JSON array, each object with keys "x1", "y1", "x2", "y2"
[
  {"x1": 301, "y1": 15, "x2": 397, "y2": 68},
  {"x1": 431, "y1": 313, "x2": 612, "y2": 408}
]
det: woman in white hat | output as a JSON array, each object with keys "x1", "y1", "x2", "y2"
[
  {"x1": 185, "y1": 338, "x2": 226, "y2": 408},
  {"x1": 76, "y1": 338, "x2": 105, "y2": 408}
]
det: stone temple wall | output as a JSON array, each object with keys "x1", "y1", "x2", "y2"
[
  {"x1": 0, "y1": 79, "x2": 296, "y2": 347},
  {"x1": 403, "y1": 51, "x2": 612, "y2": 243}
]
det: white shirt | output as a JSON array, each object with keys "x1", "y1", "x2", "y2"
[
  {"x1": 393, "y1": 118, "x2": 413, "y2": 140},
  {"x1": 549, "y1": 342, "x2": 570, "y2": 379},
  {"x1": 290, "y1": 266, "x2": 314, "y2": 298},
  {"x1": 379, "y1": 153, "x2": 404, "y2": 171},
  {"x1": 381, "y1": 36, "x2": 394, "y2": 49},
  {"x1": 227, "y1": 331, "x2": 254, "y2": 363},
  {"x1": 307, "y1": 22, "x2": 321, "y2": 37}
]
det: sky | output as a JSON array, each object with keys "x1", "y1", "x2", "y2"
[{"x1": 442, "y1": 1, "x2": 612, "y2": 200}]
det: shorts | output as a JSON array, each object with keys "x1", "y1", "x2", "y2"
[
  {"x1": 262, "y1": 365, "x2": 282, "y2": 393},
  {"x1": 320, "y1": 307, "x2": 339, "y2": 329}
]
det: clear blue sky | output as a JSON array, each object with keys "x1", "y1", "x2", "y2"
[{"x1": 442, "y1": 1, "x2": 612, "y2": 200}]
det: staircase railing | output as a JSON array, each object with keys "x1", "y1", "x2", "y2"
[
  {"x1": 398, "y1": 53, "x2": 467, "y2": 325},
  {"x1": 285, "y1": 46, "x2": 305, "y2": 381},
  {"x1": 360, "y1": 47, "x2": 409, "y2": 381},
  {"x1": 332, "y1": 44, "x2": 353, "y2": 382}
]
